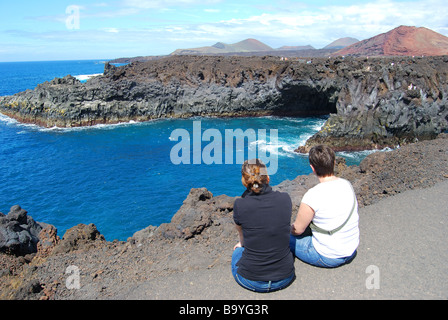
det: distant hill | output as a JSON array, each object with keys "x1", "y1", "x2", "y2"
[
  {"x1": 170, "y1": 37, "x2": 360, "y2": 57},
  {"x1": 109, "y1": 26, "x2": 448, "y2": 63},
  {"x1": 335, "y1": 26, "x2": 448, "y2": 57},
  {"x1": 171, "y1": 37, "x2": 359, "y2": 56},
  {"x1": 170, "y1": 38, "x2": 273, "y2": 55},
  {"x1": 109, "y1": 55, "x2": 165, "y2": 64},
  {"x1": 277, "y1": 45, "x2": 315, "y2": 51},
  {"x1": 324, "y1": 37, "x2": 359, "y2": 49}
]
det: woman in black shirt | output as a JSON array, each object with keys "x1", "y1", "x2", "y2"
[{"x1": 231, "y1": 159, "x2": 295, "y2": 293}]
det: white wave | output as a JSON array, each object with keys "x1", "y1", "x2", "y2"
[
  {"x1": 246, "y1": 119, "x2": 327, "y2": 158},
  {"x1": 0, "y1": 112, "x2": 18, "y2": 125},
  {"x1": 0, "y1": 113, "x2": 44, "y2": 131},
  {"x1": 39, "y1": 126, "x2": 68, "y2": 132},
  {"x1": 284, "y1": 118, "x2": 306, "y2": 125},
  {"x1": 74, "y1": 73, "x2": 102, "y2": 82},
  {"x1": 311, "y1": 118, "x2": 328, "y2": 131},
  {"x1": 0, "y1": 112, "x2": 151, "y2": 134},
  {"x1": 248, "y1": 138, "x2": 299, "y2": 158},
  {"x1": 249, "y1": 139, "x2": 266, "y2": 146},
  {"x1": 279, "y1": 143, "x2": 298, "y2": 156},
  {"x1": 47, "y1": 120, "x2": 145, "y2": 133},
  {"x1": 337, "y1": 147, "x2": 395, "y2": 162}
]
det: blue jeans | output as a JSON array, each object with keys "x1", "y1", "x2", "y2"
[
  {"x1": 231, "y1": 247, "x2": 295, "y2": 293},
  {"x1": 289, "y1": 233, "x2": 357, "y2": 268}
]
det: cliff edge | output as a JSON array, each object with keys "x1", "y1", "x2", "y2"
[{"x1": 1, "y1": 55, "x2": 447, "y2": 152}]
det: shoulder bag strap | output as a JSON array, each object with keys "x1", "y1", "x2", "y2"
[{"x1": 309, "y1": 184, "x2": 357, "y2": 236}]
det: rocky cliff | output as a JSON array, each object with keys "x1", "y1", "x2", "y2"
[
  {"x1": 1, "y1": 55, "x2": 447, "y2": 151},
  {"x1": 298, "y1": 55, "x2": 448, "y2": 151}
]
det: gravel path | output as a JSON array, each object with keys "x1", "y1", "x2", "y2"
[{"x1": 114, "y1": 179, "x2": 448, "y2": 300}]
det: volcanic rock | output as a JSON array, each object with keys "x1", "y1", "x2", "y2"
[
  {"x1": 1, "y1": 54, "x2": 447, "y2": 151},
  {"x1": 0, "y1": 205, "x2": 49, "y2": 256},
  {"x1": 153, "y1": 188, "x2": 236, "y2": 241},
  {"x1": 297, "y1": 55, "x2": 448, "y2": 152},
  {"x1": 51, "y1": 223, "x2": 105, "y2": 255},
  {"x1": 36, "y1": 225, "x2": 60, "y2": 257}
]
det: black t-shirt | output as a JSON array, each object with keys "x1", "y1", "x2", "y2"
[{"x1": 233, "y1": 185, "x2": 295, "y2": 281}]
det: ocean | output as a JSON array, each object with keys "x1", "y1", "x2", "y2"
[{"x1": 0, "y1": 60, "x2": 372, "y2": 241}]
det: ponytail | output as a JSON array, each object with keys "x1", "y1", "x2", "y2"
[{"x1": 241, "y1": 159, "x2": 269, "y2": 194}]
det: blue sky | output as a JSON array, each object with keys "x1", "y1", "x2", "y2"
[{"x1": 1, "y1": 0, "x2": 447, "y2": 61}]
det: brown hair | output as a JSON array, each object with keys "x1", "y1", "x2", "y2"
[
  {"x1": 241, "y1": 159, "x2": 269, "y2": 194},
  {"x1": 309, "y1": 145, "x2": 335, "y2": 177}
]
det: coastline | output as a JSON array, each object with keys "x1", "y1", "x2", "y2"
[
  {"x1": 1, "y1": 133, "x2": 447, "y2": 299},
  {"x1": 1, "y1": 54, "x2": 447, "y2": 299},
  {"x1": 1, "y1": 55, "x2": 447, "y2": 152}
]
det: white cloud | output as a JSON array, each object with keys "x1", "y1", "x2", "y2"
[
  {"x1": 116, "y1": 0, "x2": 448, "y2": 52},
  {"x1": 122, "y1": 0, "x2": 222, "y2": 10},
  {"x1": 182, "y1": 0, "x2": 448, "y2": 48},
  {"x1": 6, "y1": 0, "x2": 448, "y2": 60},
  {"x1": 93, "y1": 2, "x2": 109, "y2": 7},
  {"x1": 204, "y1": 9, "x2": 221, "y2": 13},
  {"x1": 103, "y1": 28, "x2": 120, "y2": 33}
]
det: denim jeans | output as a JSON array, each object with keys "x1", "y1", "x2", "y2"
[
  {"x1": 289, "y1": 233, "x2": 357, "y2": 268},
  {"x1": 231, "y1": 247, "x2": 295, "y2": 293}
]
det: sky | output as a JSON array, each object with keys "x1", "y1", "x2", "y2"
[{"x1": 0, "y1": 0, "x2": 447, "y2": 61}]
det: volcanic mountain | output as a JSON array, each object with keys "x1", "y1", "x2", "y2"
[
  {"x1": 335, "y1": 25, "x2": 448, "y2": 57},
  {"x1": 324, "y1": 37, "x2": 359, "y2": 49},
  {"x1": 170, "y1": 38, "x2": 273, "y2": 55}
]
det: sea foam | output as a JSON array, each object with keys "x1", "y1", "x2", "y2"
[{"x1": 74, "y1": 73, "x2": 102, "y2": 82}]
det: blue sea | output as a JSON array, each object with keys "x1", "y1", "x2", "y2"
[{"x1": 0, "y1": 60, "x2": 372, "y2": 241}]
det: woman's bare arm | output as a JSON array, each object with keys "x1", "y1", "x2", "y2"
[{"x1": 291, "y1": 202, "x2": 315, "y2": 235}]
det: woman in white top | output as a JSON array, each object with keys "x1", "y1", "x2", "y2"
[{"x1": 290, "y1": 145, "x2": 359, "y2": 268}]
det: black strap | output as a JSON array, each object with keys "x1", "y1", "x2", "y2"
[{"x1": 309, "y1": 184, "x2": 357, "y2": 236}]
